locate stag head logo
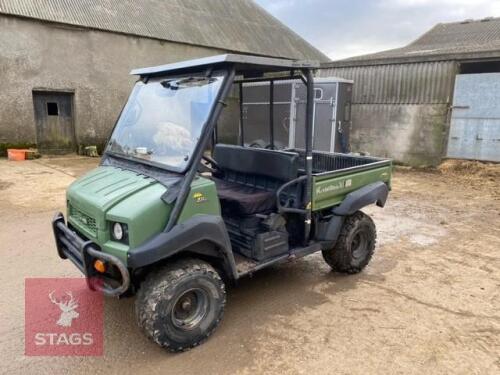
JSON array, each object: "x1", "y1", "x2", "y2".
[{"x1": 48, "y1": 291, "x2": 79, "y2": 327}]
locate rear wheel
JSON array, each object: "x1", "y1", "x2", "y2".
[
  {"x1": 135, "y1": 259, "x2": 226, "y2": 352},
  {"x1": 322, "y1": 211, "x2": 376, "y2": 274}
]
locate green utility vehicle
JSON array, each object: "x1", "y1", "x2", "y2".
[{"x1": 53, "y1": 54, "x2": 392, "y2": 352}]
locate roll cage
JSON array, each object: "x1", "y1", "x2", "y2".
[{"x1": 125, "y1": 54, "x2": 319, "y2": 238}]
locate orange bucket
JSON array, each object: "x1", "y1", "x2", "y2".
[{"x1": 7, "y1": 149, "x2": 28, "y2": 161}]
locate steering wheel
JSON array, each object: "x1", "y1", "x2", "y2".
[{"x1": 199, "y1": 154, "x2": 220, "y2": 174}]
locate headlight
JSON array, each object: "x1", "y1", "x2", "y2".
[{"x1": 112, "y1": 222, "x2": 124, "y2": 240}]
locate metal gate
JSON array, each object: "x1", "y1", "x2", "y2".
[
  {"x1": 33, "y1": 91, "x2": 76, "y2": 153},
  {"x1": 447, "y1": 73, "x2": 500, "y2": 162}
]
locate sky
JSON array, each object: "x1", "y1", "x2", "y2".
[{"x1": 255, "y1": 0, "x2": 500, "y2": 60}]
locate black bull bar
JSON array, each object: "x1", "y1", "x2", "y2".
[{"x1": 52, "y1": 212, "x2": 130, "y2": 297}]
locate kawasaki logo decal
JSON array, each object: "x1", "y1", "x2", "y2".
[
  {"x1": 193, "y1": 192, "x2": 208, "y2": 203},
  {"x1": 316, "y1": 179, "x2": 352, "y2": 195}
]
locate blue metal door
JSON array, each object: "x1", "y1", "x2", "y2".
[{"x1": 447, "y1": 73, "x2": 500, "y2": 162}]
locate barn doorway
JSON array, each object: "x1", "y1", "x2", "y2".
[{"x1": 33, "y1": 91, "x2": 76, "y2": 153}]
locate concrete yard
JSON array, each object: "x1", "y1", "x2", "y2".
[{"x1": 0, "y1": 156, "x2": 499, "y2": 374}]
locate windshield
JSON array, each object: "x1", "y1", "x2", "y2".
[{"x1": 107, "y1": 72, "x2": 225, "y2": 172}]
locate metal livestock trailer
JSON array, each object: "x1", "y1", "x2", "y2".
[{"x1": 240, "y1": 78, "x2": 353, "y2": 153}]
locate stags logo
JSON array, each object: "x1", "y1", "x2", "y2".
[
  {"x1": 49, "y1": 291, "x2": 79, "y2": 327},
  {"x1": 25, "y1": 278, "x2": 103, "y2": 356}
]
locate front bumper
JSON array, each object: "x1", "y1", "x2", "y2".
[{"x1": 52, "y1": 212, "x2": 130, "y2": 297}]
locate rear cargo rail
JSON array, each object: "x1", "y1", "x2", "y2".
[{"x1": 292, "y1": 149, "x2": 389, "y2": 175}]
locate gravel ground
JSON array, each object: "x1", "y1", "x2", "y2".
[{"x1": 0, "y1": 156, "x2": 498, "y2": 375}]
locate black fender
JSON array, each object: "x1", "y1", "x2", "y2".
[
  {"x1": 316, "y1": 182, "x2": 388, "y2": 243},
  {"x1": 127, "y1": 215, "x2": 238, "y2": 279},
  {"x1": 332, "y1": 181, "x2": 389, "y2": 216}
]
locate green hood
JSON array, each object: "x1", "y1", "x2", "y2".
[
  {"x1": 68, "y1": 166, "x2": 159, "y2": 212},
  {"x1": 66, "y1": 166, "x2": 170, "y2": 246}
]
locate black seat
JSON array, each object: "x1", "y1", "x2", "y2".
[
  {"x1": 212, "y1": 144, "x2": 299, "y2": 216},
  {"x1": 212, "y1": 178, "x2": 276, "y2": 215}
]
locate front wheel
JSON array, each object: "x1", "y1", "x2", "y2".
[
  {"x1": 322, "y1": 211, "x2": 376, "y2": 274},
  {"x1": 135, "y1": 259, "x2": 226, "y2": 352}
]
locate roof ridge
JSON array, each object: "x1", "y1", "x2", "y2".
[{"x1": 439, "y1": 16, "x2": 500, "y2": 26}]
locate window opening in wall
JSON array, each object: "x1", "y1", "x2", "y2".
[{"x1": 47, "y1": 102, "x2": 59, "y2": 116}]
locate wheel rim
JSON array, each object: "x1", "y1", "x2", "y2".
[
  {"x1": 351, "y1": 230, "x2": 369, "y2": 260},
  {"x1": 171, "y1": 288, "x2": 209, "y2": 330}
]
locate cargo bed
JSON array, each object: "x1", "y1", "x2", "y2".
[{"x1": 289, "y1": 150, "x2": 392, "y2": 211}]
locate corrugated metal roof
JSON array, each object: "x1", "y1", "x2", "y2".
[
  {"x1": 0, "y1": 0, "x2": 329, "y2": 62},
  {"x1": 325, "y1": 17, "x2": 500, "y2": 67},
  {"x1": 319, "y1": 61, "x2": 457, "y2": 104}
]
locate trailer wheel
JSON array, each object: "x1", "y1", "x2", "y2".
[
  {"x1": 135, "y1": 259, "x2": 226, "y2": 352},
  {"x1": 322, "y1": 211, "x2": 376, "y2": 274}
]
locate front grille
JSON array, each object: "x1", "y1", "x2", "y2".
[{"x1": 69, "y1": 205, "x2": 97, "y2": 236}]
